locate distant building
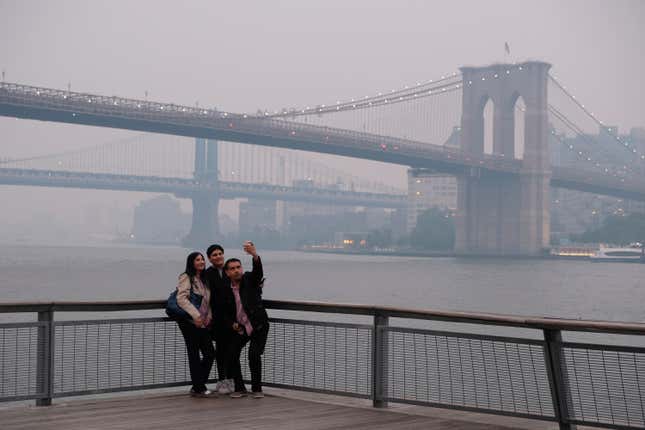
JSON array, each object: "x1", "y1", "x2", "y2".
[
  {"x1": 406, "y1": 169, "x2": 457, "y2": 232},
  {"x1": 406, "y1": 126, "x2": 460, "y2": 232},
  {"x1": 239, "y1": 199, "x2": 277, "y2": 234},
  {"x1": 550, "y1": 126, "x2": 645, "y2": 241},
  {"x1": 333, "y1": 232, "x2": 368, "y2": 249},
  {"x1": 131, "y1": 195, "x2": 190, "y2": 244},
  {"x1": 288, "y1": 210, "x2": 367, "y2": 245}
]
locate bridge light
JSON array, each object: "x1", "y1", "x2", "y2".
[
  {"x1": 494, "y1": 74, "x2": 498, "y2": 78},
  {"x1": 481, "y1": 77, "x2": 486, "y2": 81},
  {"x1": 506, "y1": 70, "x2": 510, "y2": 74}
]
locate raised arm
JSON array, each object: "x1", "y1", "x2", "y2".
[{"x1": 243, "y1": 241, "x2": 263, "y2": 285}]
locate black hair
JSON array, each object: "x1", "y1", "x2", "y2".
[
  {"x1": 224, "y1": 258, "x2": 241, "y2": 271},
  {"x1": 206, "y1": 244, "x2": 224, "y2": 258},
  {"x1": 184, "y1": 251, "x2": 206, "y2": 283}
]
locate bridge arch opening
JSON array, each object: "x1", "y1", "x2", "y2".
[
  {"x1": 482, "y1": 96, "x2": 494, "y2": 155},
  {"x1": 510, "y1": 93, "x2": 526, "y2": 160}
]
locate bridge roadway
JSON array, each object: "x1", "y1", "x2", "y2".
[
  {"x1": 1, "y1": 82, "x2": 644, "y2": 201},
  {"x1": 0, "y1": 167, "x2": 406, "y2": 208}
]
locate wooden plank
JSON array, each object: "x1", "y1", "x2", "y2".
[{"x1": 0, "y1": 392, "x2": 529, "y2": 430}]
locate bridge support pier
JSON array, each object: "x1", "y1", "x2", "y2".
[
  {"x1": 182, "y1": 138, "x2": 220, "y2": 249},
  {"x1": 455, "y1": 61, "x2": 551, "y2": 256},
  {"x1": 183, "y1": 191, "x2": 220, "y2": 249},
  {"x1": 455, "y1": 172, "x2": 550, "y2": 255}
]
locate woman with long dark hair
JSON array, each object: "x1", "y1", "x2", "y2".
[{"x1": 176, "y1": 251, "x2": 215, "y2": 397}]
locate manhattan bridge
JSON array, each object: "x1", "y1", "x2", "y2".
[{"x1": 0, "y1": 61, "x2": 643, "y2": 254}]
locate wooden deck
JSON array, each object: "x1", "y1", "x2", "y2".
[{"x1": 0, "y1": 389, "x2": 564, "y2": 430}]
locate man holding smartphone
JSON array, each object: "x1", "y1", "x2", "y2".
[{"x1": 218, "y1": 241, "x2": 268, "y2": 398}]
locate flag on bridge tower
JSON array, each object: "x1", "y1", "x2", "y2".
[{"x1": 504, "y1": 42, "x2": 511, "y2": 55}]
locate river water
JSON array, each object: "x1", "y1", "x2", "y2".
[{"x1": 1, "y1": 243, "x2": 643, "y2": 323}]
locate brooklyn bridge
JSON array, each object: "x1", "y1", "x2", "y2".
[{"x1": 1, "y1": 61, "x2": 643, "y2": 254}]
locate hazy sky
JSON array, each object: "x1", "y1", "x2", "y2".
[{"x1": 0, "y1": 0, "x2": 643, "y2": 241}]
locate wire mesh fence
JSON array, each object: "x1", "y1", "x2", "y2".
[
  {"x1": 241, "y1": 318, "x2": 372, "y2": 397},
  {"x1": 382, "y1": 327, "x2": 555, "y2": 419},
  {"x1": 53, "y1": 318, "x2": 191, "y2": 396},
  {"x1": 563, "y1": 342, "x2": 645, "y2": 428},
  {"x1": 0, "y1": 322, "x2": 47, "y2": 401}
]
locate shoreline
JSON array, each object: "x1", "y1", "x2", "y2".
[{"x1": 299, "y1": 247, "x2": 644, "y2": 262}]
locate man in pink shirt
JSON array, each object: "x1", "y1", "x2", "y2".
[{"x1": 217, "y1": 241, "x2": 268, "y2": 398}]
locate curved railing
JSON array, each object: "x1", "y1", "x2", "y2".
[{"x1": 1, "y1": 299, "x2": 644, "y2": 429}]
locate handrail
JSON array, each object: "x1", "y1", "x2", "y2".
[{"x1": 2, "y1": 299, "x2": 644, "y2": 335}]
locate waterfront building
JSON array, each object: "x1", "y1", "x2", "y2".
[
  {"x1": 406, "y1": 169, "x2": 457, "y2": 232},
  {"x1": 131, "y1": 195, "x2": 190, "y2": 244}
]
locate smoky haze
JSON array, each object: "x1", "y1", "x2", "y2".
[{"x1": 0, "y1": 0, "x2": 643, "y2": 244}]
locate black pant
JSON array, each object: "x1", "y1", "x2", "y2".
[
  {"x1": 178, "y1": 321, "x2": 215, "y2": 392},
  {"x1": 229, "y1": 323, "x2": 269, "y2": 392},
  {"x1": 212, "y1": 331, "x2": 230, "y2": 381}
]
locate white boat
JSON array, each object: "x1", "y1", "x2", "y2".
[{"x1": 590, "y1": 243, "x2": 644, "y2": 262}]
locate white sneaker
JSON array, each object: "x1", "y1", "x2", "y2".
[{"x1": 216, "y1": 380, "x2": 232, "y2": 394}]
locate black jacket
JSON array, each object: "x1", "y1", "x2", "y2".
[
  {"x1": 205, "y1": 266, "x2": 227, "y2": 316},
  {"x1": 213, "y1": 256, "x2": 268, "y2": 335}
]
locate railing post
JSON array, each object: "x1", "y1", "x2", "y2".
[
  {"x1": 36, "y1": 308, "x2": 54, "y2": 406},
  {"x1": 372, "y1": 311, "x2": 388, "y2": 408},
  {"x1": 543, "y1": 329, "x2": 576, "y2": 430}
]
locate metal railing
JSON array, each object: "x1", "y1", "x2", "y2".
[{"x1": 1, "y1": 300, "x2": 644, "y2": 429}]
